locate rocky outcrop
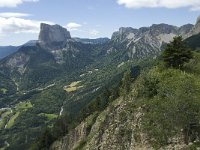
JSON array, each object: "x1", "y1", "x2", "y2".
[
  {"x1": 50, "y1": 123, "x2": 88, "y2": 150},
  {"x1": 111, "y1": 27, "x2": 139, "y2": 43},
  {"x1": 109, "y1": 22, "x2": 195, "y2": 59},
  {"x1": 39, "y1": 23, "x2": 71, "y2": 45},
  {"x1": 178, "y1": 24, "x2": 194, "y2": 36},
  {"x1": 50, "y1": 114, "x2": 98, "y2": 150},
  {"x1": 1, "y1": 51, "x2": 30, "y2": 74},
  {"x1": 187, "y1": 16, "x2": 200, "y2": 38},
  {"x1": 51, "y1": 96, "x2": 190, "y2": 150}
]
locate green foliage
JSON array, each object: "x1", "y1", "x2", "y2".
[
  {"x1": 162, "y1": 36, "x2": 193, "y2": 69},
  {"x1": 32, "y1": 69, "x2": 134, "y2": 149},
  {"x1": 120, "y1": 70, "x2": 132, "y2": 96},
  {"x1": 6, "y1": 112, "x2": 20, "y2": 129},
  {"x1": 38, "y1": 128, "x2": 55, "y2": 150},
  {"x1": 38, "y1": 113, "x2": 58, "y2": 120},
  {"x1": 0, "y1": 39, "x2": 153, "y2": 150},
  {"x1": 184, "y1": 52, "x2": 200, "y2": 75},
  {"x1": 185, "y1": 33, "x2": 200, "y2": 50},
  {"x1": 139, "y1": 66, "x2": 200, "y2": 147}
]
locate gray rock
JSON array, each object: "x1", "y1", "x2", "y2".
[
  {"x1": 109, "y1": 20, "x2": 198, "y2": 59},
  {"x1": 186, "y1": 16, "x2": 200, "y2": 38},
  {"x1": 192, "y1": 16, "x2": 200, "y2": 34},
  {"x1": 178, "y1": 24, "x2": 194, "y2": 36},
  {"x1": 39, "y1": 23, "x2": 71, "y2": 44},
  {"x1": 110, "y1": 24, "x2": 178, "y2": 59}
]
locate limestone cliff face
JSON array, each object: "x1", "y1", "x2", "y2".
[
  {"x1": 39, "y1": 23, "x2": 71, "y2": 44},
  {"x1": 50, "y1": 96, "x2": 189, "y2": 150},
  {"x1": 191, "y1": 16, "x2": 200, "y2": 35},
  {"x1": 109, "y1": 23, "x2": 195, "y2": 59},
  {"x1": 186, "y1": 16, "x2": 200, "y2": 38}
]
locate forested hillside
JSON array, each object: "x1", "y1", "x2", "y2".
[
  {"x1": 0, "y1": 17, "x2": 200, "y2": 150},
  {"x1": 41, "y1": 36, "x2": 200, "y2": 150}
]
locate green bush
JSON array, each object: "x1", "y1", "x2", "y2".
[
  {"x1": 140, "y1": 67, "x2": 200, "y2": 147},
  {"x1": 162, "y1": 36, "x2": 193, "y2": 69}
]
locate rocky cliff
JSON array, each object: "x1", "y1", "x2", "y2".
[
  {"x1": 50, "y1": 95, "x2": 189, "y2": 150},
  {"x1": 39, "y1": 23, "x2": 71, "y2": 44},
  {"x1": 186, "y1": 16, "x2": 200, "y2": 38},
  {"x1": 109, "y1": 23, "x2": 194, "y2": 59}
]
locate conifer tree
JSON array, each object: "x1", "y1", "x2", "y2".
[{"x1": 162, "y1": 36, "x2": 193, "y2": 69}]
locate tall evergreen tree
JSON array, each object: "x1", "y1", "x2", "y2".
[{"x1": 162, "y1": 36, "x2": 193, "y2": 69}]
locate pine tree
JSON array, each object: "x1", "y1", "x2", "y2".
[{"x1": 162, "y1": 36, "x2": 193, "y2": 69}]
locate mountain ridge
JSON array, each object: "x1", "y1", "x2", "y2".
[{"x1": 1, "y1": 16, "x2": 200, "y2": 150}]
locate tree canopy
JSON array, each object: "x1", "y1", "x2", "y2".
[{"x1": 162, "y1": 36, "x2": 193, "y2": 69}]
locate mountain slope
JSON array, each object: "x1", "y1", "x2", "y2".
[
  {"x1": 0, "y1": 24, "x2": 106, "y2": 90},
  {"x1": 109, "y1": 23, "x2": 193, "y2": 59},
  {"x1": 1, "y1": 17, "x2": 200, "y2": 150},
  {"x1": 0, "y1": 46, "x2": 19, "y2": 59},
  {"x1": 185, "y1": 33, "x2": 200, "y2": 50},
  {"x1": 50, "y1": 50, "x2": 200, "y2": 150}
]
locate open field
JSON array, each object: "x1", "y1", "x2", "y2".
[{"x1": 64, "y1": 81, "x2": 84, "y2": 92}]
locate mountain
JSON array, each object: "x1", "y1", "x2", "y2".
[
  {"x1": 186, "y1": 16, "x2": 200, "y2": 38},
  {"x1": 109, "y1": 23, "x2": 193, "y2": 59},
  {"x1": 0, "y1": 41, "x2": 38, "y2": 60},
  {"x1": 23, "y1": 40, "x2": 38, "y2": 47},
  {"x1": 178, "y1": 24, "x2": 194, "y2": 36},
  {"x1": 39, "y1": 23, "x2": 71, "y2": 42},
  {"x1": 1, "y1": 17, "x2": 200, "y2": 150},
  {"x1": 0, "y1": 46, "x2": 19, "y2": 59},
  {"x1": 0, "y1": 24, "x2": 106, "y2": 91},
  {"x1": 50, "y1": 51, "x2": 200, "y2": 150}
]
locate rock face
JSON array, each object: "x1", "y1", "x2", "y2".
[
  {"x1": 187, "y1": 16, "x2": 200, "y2": 37},
  {"x1": 178, "y1": 24, "x2": 194, "y2": 36},
  {"x1": 51, "y1": 97, "x2": 189, "y2": 150},
  {"x1": 109, "y1": 23, "x2": 194, "y2": 59},
  {"x1": 5, "y1": 52, "x2": 30, "y2": 74},
  {"x1": 39, "y1": 23, "x2": 71, "y2": 44},
  {"x1": 50, "y1": 122, "x2": 88, "y2": 150}
]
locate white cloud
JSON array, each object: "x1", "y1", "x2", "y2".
[
  {"x1": 65, "y1": 22, "x2": 82, "y2": 31},
  {"x1": 0, "y1": 17, "x2": 52, "y2": 34},
  {"x1": 89, "y1": 29, "x2": 100, "y2": 36},
  {"x1": 117, "y1": 0, "x2": 200, "y2": 11},
  {"x1": 0, "y1": 12, "x2": 31, "y2": 18},
  {"x1": 0, "y1": 0, "x2": 39, "y2": 7}
]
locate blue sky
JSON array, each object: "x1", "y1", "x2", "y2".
[{"x1": 0, "y1": 0, "x2": 199, "y2": 46}]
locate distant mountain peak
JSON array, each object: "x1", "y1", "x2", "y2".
[
  {"x1": 185, "y1": 16, "x2": 200, "y2": 38},
  {"x1": 39, "y1": 23, "x2": 71, "y2": 45}
]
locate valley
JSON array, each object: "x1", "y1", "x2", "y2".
[{"x1": 0, "y1": 14, "x2": 200, "y2": 150}]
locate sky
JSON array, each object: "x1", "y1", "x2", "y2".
[{"x1": 0, "y1": 0, "x2": 199, "y2": 46}]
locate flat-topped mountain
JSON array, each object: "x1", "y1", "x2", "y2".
[
  {"x1": 1, "y1": 17, "x2": 200, "y2": 91},
  {"x1": 39, "y1": 23, "x2": 71, "y2": 45},
  {"x1": 1, "y1": 16, "x2": 200, "y2": 150}
]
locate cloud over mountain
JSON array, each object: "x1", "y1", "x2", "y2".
[
  {"x1": 65, "y1": 22, "x2": 82, "y2": 31},
  {"x1": 0, "y1": 17, "x2": 52, "y2": 34}
]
